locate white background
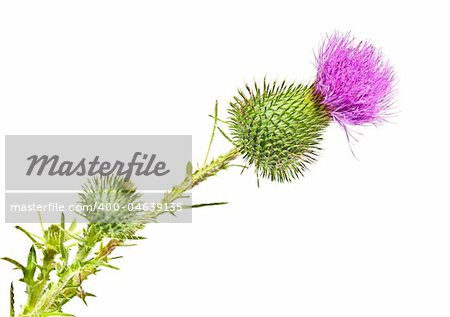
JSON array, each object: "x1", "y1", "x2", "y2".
[{"x1": 0, "y1": 1, "x2": 449, "y2": 316}]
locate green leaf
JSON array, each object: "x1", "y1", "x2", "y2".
[
  {"x1": 187, "y1": 202, "x2": 228, "y2": 209},
  {"x1": 1, "y1": 257, "x2": 25, "y2": 272},
  {"x1": 186, "y1": 161, "x2": 193, "y2": 176},
  {"x1": 100, "y1": 262, "x2": 120, "y2": 270},
  {"x1": 27, "y1": 246, "x2": 37, "y2": 271},
  {"x1": 59, "y1": 223, "x2": 69, "y2": 266},
  {"x1": 60, "y1": 239, "x2": 69, "y2": 267},
  {"x1": 68, "y1": 219, "x2": 78, "y2": 233},
  {"x1": 217, "y1": 126, "x2": 233, "y2": 143},
  {"x1": 203, "y1": 100, "x2": 219, "y2": 165},
  {"x1": 2, "y1": 255, "x2": 37, "y2": 289},
  {"x1": 10, "y1": 282, "x2": 15, "y2": 317},
  {"x1": 208, "y1": 114, "x2": 228, "y2": 124},
  {"x1": 15, "y1": 226, "x2": 43, "y2": 248},
  {"x1": 127, "y1": 236, "x2": 146, "y2": 240},
  {"x1": 60, "y1": 213, "x2": 66, "y2": 229},
  {"x1": 109, "y1": 256, "x2": 124, "y2": 260},
  {"x1": 24, "y1": 246, "x2": 37, "y2": 285}
]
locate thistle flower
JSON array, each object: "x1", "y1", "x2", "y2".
[
  {"x1": 3, "y1": 32, "x2": 397, "y2": 317},
  {"x1": 314, "y1": 32, "x2": 395, "y2": 126},
  {"x1": 228, "y1": 81, "x2": 330, "y2": 182}
]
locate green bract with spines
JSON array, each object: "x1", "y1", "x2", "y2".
[
  {"x1": 228, "y1": 80, "x2": 330, "y2": 182},
  {"x1": 79, "y1": 175, "x2": 144, "y2": 240}
]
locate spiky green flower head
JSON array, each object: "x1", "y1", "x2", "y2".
[
  {"x1": 79, "y1": 175, "x2": 144, "y2": 240},
  {"x1": 228, "y1": 80, "x2": 331, "y2": 182}
]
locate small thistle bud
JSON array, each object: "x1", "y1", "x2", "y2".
[
  {"x1": 79, "y1": 175, "x2": 144, "y2": 240},
  {"x1": 228, "y1": 81, "x2": 330, "y2": 182},
  {"x1": 314, "y1": 32, "x2": 395, "y2": 126}
]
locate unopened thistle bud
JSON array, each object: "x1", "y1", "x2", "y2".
[
  {"x1": 79, "y1": 176, "x2": 144, "y2": 240},
  {"x1": 228, "y1": 81, "x2": 330, "y2": 182}
]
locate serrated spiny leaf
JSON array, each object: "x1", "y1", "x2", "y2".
[{"x1": 10, "y1": 282, "x2": 15, "y2": 317}]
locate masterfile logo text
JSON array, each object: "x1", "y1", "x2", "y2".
[{"x1": 5, "y1": 135, "x2": 192, "y2": 224}]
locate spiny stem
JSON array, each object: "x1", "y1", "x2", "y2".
[
  {"x1": 10, "y1": 283, "x2": 15, "y2": 317},
  {"x1": 20, "y1": 148, "x2": 240, "y2": 316},
  {"x1": 193, "y1": 148, "x2": 239, "y2": 187},
  {"x1": 22, "y1": 248, "x2": 56, "y2": 314},
  {"x1": 146, "y1": 148, "x2": 239, "y2": 220},
  {"x1": 203, "y1": 100, "x2": 219, "y2": 165}
]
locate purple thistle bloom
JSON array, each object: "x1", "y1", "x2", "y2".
[{"x1": 314, "y1": 32, "x2": 395, "y2": 126}]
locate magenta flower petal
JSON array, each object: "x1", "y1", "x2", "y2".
[{"x1": 314, "y1": 32, "x2": 395, "y2": 126}]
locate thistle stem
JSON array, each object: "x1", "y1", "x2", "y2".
[
  {"x1": 18, "y1": 148, "x2": 240, "y2": 316},
  {"x1": 193, "y1": 148, "x2": 239, "y2": 187},
  {"x1": 145, "y1": 147, "x2": 239, "y2": 221},
  {"x1": 21, "y1": 248, "x2": 56, "y2": 314}
]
